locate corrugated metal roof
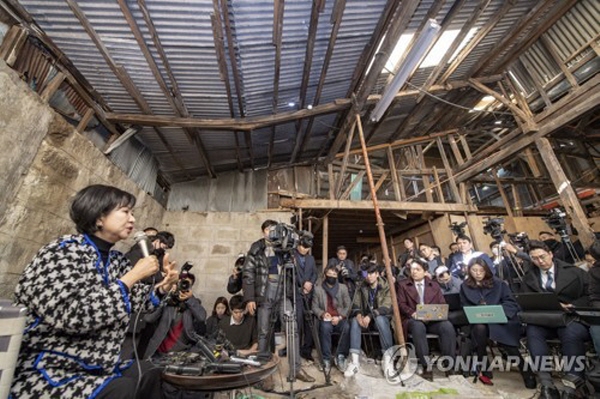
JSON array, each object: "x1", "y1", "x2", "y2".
[{"x1": 10, "y1": 0, "x2": 599, "y2": 185}]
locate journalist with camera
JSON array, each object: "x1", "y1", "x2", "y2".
[
  {"x1": 242, "y1": 220, "x2": 315, "y2": 386},
  {"x1": 293, "y1": 232, "x2": 318, "y2": 361},
  {"x1": 143, "y1": 263, "x2": 207, "y2": 359},
  {"x1": 227, "y1": 253, "x2": 245, "y2": 294},
  {"x1": 327, "y1": 245, "x2": 358, "y2": 296}
]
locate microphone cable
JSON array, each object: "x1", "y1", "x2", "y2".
[{"x1": 132, "y1": 274, "x2": 158, "y2": 397}]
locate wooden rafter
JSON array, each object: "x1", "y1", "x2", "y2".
[{"x1": 269, "y1": 0, "x2": 285, "y2": 167}]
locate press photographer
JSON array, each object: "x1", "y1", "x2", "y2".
[
  {"x1": 482, "y1": 218, "x2": 528, "y2": 285},
  {"x1": 541, "y1": 208, "x2": 584, "y2": 264},
  {"x1": 227, "y1": 253, "x2": 245, "y2": 294},
  {"x1": 143, "y1": 262, "x2": 207, "y2": 359},
  {"x1": 242, "y1": 220, "x2": 315, "y2": 388},
  {"x1": 293, "y1": 231, "x2": 318, "y2": 361},
  {"x1": 327, "y1": 245, "x2": 358, "y2": 296}
]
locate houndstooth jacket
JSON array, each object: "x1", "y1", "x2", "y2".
[{"x1": 10, "y1": 234, "x2": 160, "y2": 399}]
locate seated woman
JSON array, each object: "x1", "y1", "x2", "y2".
[
  {"x1": 10, "y1": 184, "x2": 178, "y2": 399},
  {"x1": 206, "y1": 296, "x2": 230, "y2": 339},
  {"x1": 397, "y1": 258, "x2": 456, "y2": 381},
  {"x1": 460, "y1": 257, "x2": 536, "y2": 388}
]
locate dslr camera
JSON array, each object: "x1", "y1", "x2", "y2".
[
  {"x1": 449, "y1": 221, "x2": 467, "y2": 236},
  {"x1": 543, "y1": 208, "x2": 569, "y2": 235},
  {"x1": 483, "y1": 218, "x2": 506, "y2": 241}
]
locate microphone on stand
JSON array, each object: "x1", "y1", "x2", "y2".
[{"x1": 133, "y1": 231, "x2": 151, "y2": 258}]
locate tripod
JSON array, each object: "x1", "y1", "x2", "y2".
[
  {"x1": 493, "y1": 238, "x2": 525, "y2": 291},
  {"x1": 557, "y1": 228, "x2": 582, "y2": 264}
]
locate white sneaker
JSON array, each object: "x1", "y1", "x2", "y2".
[{"x1": 344, "y1": 362, "x2": 360, "y2": 377}]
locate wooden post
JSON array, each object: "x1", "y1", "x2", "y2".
[
  {"x1": 322, "y1": 215, "x2": 329, "y2": 273},
  {"x1": 356, "y1": 114, "x2": 405, "y2": 346},
  {"x1": 387, "y1": 147, "x2": 402, "y2": 201},
  {"x1": 437, "y1": 138, "x2": 462, "y2": 203},
  {"x1": 0, "y1": 25, "x2": 28, "y2": 67},
  {"x1": 492, "y1": 167, "x2": 514, "y2": 218},
  {"x1": 76, "y1": 108, "x2": 95, "y2": 133},
  {"x1": 535, "y1": 137, "x2": 595, "y2": 248}
]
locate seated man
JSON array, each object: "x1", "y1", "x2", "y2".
[
  {"x1": 434, "y1": 265, "x2": 462, "y2": 295},
  {"x1": 397, "y1": 258, "x2": 456, "y2": 381},
  {"x1": 327, "y1": 245, "x2": 358, "y2": 296},
  {"x1": 312, "y1": 266, "x2": 351, "y2": 373},
  {"x1": 419, "y1": 242, "x2": 443, "y2": 276},
  {"x1": 218, "y1": 295, "x2": 258, "y2": 356},
  {"x1": 143, "y1": 269, "x2": 207, "y2": 359},
  {"x1": 522, "y1": 240, "x2": 590, "y2": 399},
  {"x1": 345, "y1": 264, "x2": 394, "y2": 377},
  {"x1": 446, "y1": 235, "x2": 494, "y2": 279}
]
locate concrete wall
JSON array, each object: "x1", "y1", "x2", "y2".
[
  {"x1": 0, "y1": 59, "x2": 165, "y2": 297},
  {"x1": 162, "y1": 210, "x2": 293, "y2": 311}
]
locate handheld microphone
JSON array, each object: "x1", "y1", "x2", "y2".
[{"x1": 133, "y1": 231, "x2": 150, "y2": 258}]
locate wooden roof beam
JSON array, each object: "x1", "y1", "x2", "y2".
[{"x1": 280, "y1": 198, "x2": 476, "y2": 213}]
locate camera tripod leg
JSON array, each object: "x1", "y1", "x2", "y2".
[{"x1": 301, "y1": 295, "x2": 331, "y2": 384}]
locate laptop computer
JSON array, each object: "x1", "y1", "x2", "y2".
[
  {"x1": 514, "y1": 292, "x2": 563, "y2": 311},
  {"x1": 572, "y1": 307, "x2": 600, "y2": 325},
  {"x1": 443, "y1": 293, "x2": 462, "y2": 311},
  {"x1": 464, "y1": 305, "x2": 508, "y2": 324},
  {"x1": 415, "y1": 304, "x2": 449, "y2": 321}
]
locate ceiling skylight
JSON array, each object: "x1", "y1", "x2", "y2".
[{"x1": 385, "y1": 28, "x2": 478, "y2": 72}]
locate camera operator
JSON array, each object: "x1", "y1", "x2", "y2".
[
  {"x1": 293, "y1": 232, "x2": 318, "y2": 361},
  {"x1": 227, "y1": 253, "x2": 245, "y2": 294},
  {"x1": 539, "y1": 231, "x2": 584, "y2": 266},
  {"x1": 242, "y1": 220, "x2": 315, "y2": 384},
  {"x1": 446, "y1": 235, "x2": 494, "y2": 280},
  {"x1": 142, "y1": 265, "x2": 207, "y2": 359},
  {"x1": 327, "y1": 245, "x2": 358, "y2": 297},
  {"x1": 126, "y1": 230, "x2": 175, "y2": 283}
]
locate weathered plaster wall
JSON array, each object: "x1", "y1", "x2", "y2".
[{"x1": 0, "y1": 59, "x2": 165, "y2": 297}]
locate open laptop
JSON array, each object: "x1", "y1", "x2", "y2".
[
  {"x1": 572, "y1": 307, "x2": 600, "y2": 325},
  {"x1": 514, "y1": 292, "x2": 563, "y2": 311},
  {"x1": 443, "y1": 293, "x2": 462, "y2": 311},
  {"x1": 415, "y1": 304, "x2": 449, "y2": 321},
  {"x1": 464, "y1": 305, "x2": 508, "y2": 324}
]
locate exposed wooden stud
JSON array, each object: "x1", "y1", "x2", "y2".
[
  {"x1": 536, "y1": 137, "x2": 595, "y2": 248},
  {"x1": 0, "y1": 24, "x2": 28, "y2": 67},
  {"x1": 328, "y1": 163, "x2": 335, "y2": 200},
  {"x1": 492, "y1": 167, "x2": 514, "y2": 217},
  {"x1": 387, "y1": 147, "x2": 402, "y2": 201},
  {"x1": 103, "y1": 126, "x2": 142, "y2": 155},
  {"x1": 366, "y1": 171, "x2": 390, "y2": 200},
  {"x1": 432, "y1": 166, "x2": 445, "y2": 204},
  {"x1": 436, "y1": 138, "x2": 462, "y2": 203},
  {"x1": 540, "y1": 34, "x2": 579, "y2": 88},
  {"x1": 335, "y1": 119, "x2": 357, "y2": 198},
  {"x1": 39, "y1": 72, "x2": 65, "y2": 102},
  {"x1": 458, "y1": 134, "x2": 472, "y2": 160},
  {"x1": 514, "y1": 60, "x2": 552, "y2": 109},
  {"x1": 448, "y1": 135, "x2": 465, "y2": 165},
  {"x1": 76, "y1": 108, "x2": 95, "y2": 133},
  {"x1": 511, "y1": 184, "x2": 523, "y2": 217},
  {"x1": 340, "y1": 171, "x2": 366, "y2": 201},
  {"x1": 467, "y1": 78, "x2": 532, "y2": 127}
]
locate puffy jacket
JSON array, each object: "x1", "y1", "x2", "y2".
[
  {"x1": 351, "y1": 277, "x2": 392, "y2": 318},
  {"x1": 242, "y1": 239, "x2": 270, "y2": 304}
]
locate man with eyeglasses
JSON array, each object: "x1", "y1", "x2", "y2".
[{"x1": 521, "y1": 240, "x2": 590, "y2": 399}]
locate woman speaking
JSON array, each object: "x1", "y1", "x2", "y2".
[{"x1": 10, "y1": 184, "x2": 178, "y2": 399}]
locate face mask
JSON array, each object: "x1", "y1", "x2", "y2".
[
  {"x1": 492, "y1": 248, "x2": 499, "y2": 256},
  {"x1": 325, "y1": 276, "x2": 337, "y2": 285}
]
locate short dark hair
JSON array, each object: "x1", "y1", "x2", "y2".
[
  {"x1": 409, "y1": 258, "x2": 428, "y2": 272},
  {"x1": 419, "y1": 243, "x2": 430, "y2": 249},
  {"x1": 489, "y1": 241, "x2": 499, "y2": 250},
  {"x1": 404, "y1": 237, "x2": 414, "y2": 244},
  {"x1": 336, "y1": 245, "x2": 347, "y2": 252},
  {"x1": 528, "y1": 240, "x2": 551, "y2": 253},
  {"x1": 70, "y1": 185, "x2": 136, "y2": 235},
  {"x1": 144, "y1": 227, "x2": 158, "y2": 235},
  {"x1": 261, "y1": 220, "x2": 278, "y2": 231},
  {"x1": 456, "y1": 235, "x2": 471, "y2": 243},
  {"x1": 324, "y1": 265, "x2": 339, "y2": 275},
  {"x1": 449, "y1": 242, "x2": 458, "y2": 249},
  {"x1": 211, "y1": 296, "x2": 230, "y2": 317},
  {"x1": 154, "y1": 231, "x2": 175, "y2": 249},
  {"x1": 229, "y1": 295, "x2": 246, "y2": 311}
]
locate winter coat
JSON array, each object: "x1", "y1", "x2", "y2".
[
  {"x1": 350, "y1": 277, "x2": 392, "y2": 318},
  {"x1": 521, "y1": 259, "x2": 589, "y2": 307},
  {"x1": 143, "y1": 297, "x2": 207, "y2": 358},
  {"x1": 11, "y1": 234, "x2": 159, "y2": 399},
  {"x1": 242, "y1": 239, "x2": 271, "y2": 304},
  {"x1": 460, "y1": 277, "x2": 521, "y2": 346},
  {"x1": 312, "y1": 282, "x2": 352, "y2": 319},
  {"x1": 396, "y1": 277, "x2": 446, "y2": 337}
]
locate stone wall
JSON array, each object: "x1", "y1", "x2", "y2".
[
  {"x1": 0, "y1": 59, "x2": 165, "y2": 297},
  {"x1": 162, "y1": 210, "x2": 293, "y2": 311}
]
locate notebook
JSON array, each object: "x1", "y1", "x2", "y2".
[
  {"x1": 463, "y1": 305, "x2": 508, "y2": 324},
  {"x1": 415, "y1": 304, "x2": 449, "y2": 321},
  {"x1": 514, "y1": 292, "x2": 563, "y2": 311}
]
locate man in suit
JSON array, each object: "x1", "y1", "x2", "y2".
[
  {"x1": 446, "y1": 235, "x2": 494, "y2": 279},
  {"x1": 397, "y1": 259, "x2": 456, "y2": 381},
  {"x1": 522, "y1": 240, "x2": 590, "y2": 399},
  {"x1": 293, "y1": 232, "x2": 318, "y2": 361}
]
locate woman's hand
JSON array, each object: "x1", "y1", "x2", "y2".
[
  {"x1": 156, "y1": 253, "x2": 178, "y2": 294},
  {"x1": 119, "y1": 256, "x2": 159, "y2": 289}
]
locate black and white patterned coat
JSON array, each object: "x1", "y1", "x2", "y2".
[{"x1": 10, "y1": 234, "x2": 160, "y2": 399}]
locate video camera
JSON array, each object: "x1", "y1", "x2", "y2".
[
  {"x1": 483, "y1": 218, "x2": 506, "y2": 241},
  {"x1": 234, "y1": 253, "x2": 246, "y2": 273},
  {"x1": 449, "y1": 221, "x2": 467, "y2": 236},
  {"x1": 543, "y1": 208, "x2": 569, "y2": 235},
  {"x1": 167, "y1": 262, "x2": 195, "y2": 305},
  {"x1": 507, "y1": 232, "x2": 530, "y2": 250},
  {"x1": 267, "y1": 223, "x2": 300, "y2": 253}
]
